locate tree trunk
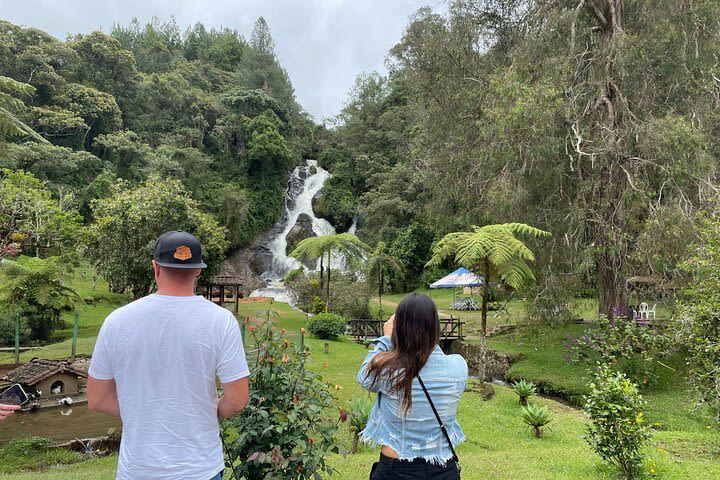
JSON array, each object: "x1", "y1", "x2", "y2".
[
  {"x1": 477, "y1": 259, "x2": 490, "y2": 382},
  {"x1": 319, "y1": 254, "x2": 324, "y2": 292},
  {"x1": 481, "y1": 260, "x2": 490, "y2": 337},
  {"x1": 326, "y1": 250, "x2": 331, "y2": 311},
  {"x1": 378, "y1": 271, "x2": 384, "y2": 320},
  {"x1": 587, "y1": 1, "x2": 628, "y2": 318}
]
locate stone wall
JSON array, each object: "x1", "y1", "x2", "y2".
[{"x1": 449, "y1": 340, "x2": 523, "y2": 381}]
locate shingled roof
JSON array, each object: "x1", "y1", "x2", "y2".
[{"x1": 2, "y1": 359, "x2": 87, "y2": 386}]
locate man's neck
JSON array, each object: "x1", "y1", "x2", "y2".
[{"x1": 155, "y1": 285, "x2": 196, "y2": 296}]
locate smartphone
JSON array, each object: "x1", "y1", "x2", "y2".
[{"x1": 0, "y1": 383, "x2": 29, "y2": 406}]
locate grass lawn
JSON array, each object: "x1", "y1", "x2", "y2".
[{"x1": 1, "y1": 278, "x2": 718, "y2": 479}]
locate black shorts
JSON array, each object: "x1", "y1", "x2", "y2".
[{"x1": 370, "y1": 453, "x2": 460, "y2": 480}]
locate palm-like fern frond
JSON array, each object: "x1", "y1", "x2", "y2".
[
  {"x1": 427, "y1": 223, "x2": 550, "y2": 336},
  {"x1": 0, "y1": 75, "x2": 47, "y2": 143}
]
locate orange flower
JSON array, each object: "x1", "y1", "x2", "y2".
[
  {"x1": 281, "y1": 354, "x2": 290, "y2": 364},
  {"x1": 283, "y1": 339, "x2": 291, "y2": 348},
  {"x1": 248, "y1": 325, "x2": 254, "y2": 331}
]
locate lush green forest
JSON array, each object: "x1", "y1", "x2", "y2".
[
  {"x1": 3, "y1": 2, "x2": 719, "y2": 317},
  {"x1": 1, "y1": 16, "x2": 322, "y2": 255},
  {"x1": 322, "y1": 0, "x2": 720, "y2": 316}
]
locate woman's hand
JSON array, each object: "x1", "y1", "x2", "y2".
[
  {"x1": 0, "y1": 403, "x2": 20, "y2": 421},
  {"x1": 383, "y1": 314, "x2": 395, "y2": 338}
]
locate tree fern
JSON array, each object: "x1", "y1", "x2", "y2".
[
  {"x1": 290, "y1": 233, "x2": 370, "y2": 309},
  {"x1": 0, "y1": 76, "x2": 47, "y2": 143},
  {"x1": 427, "y1": 223, "x2": 550, "y2": 336}
]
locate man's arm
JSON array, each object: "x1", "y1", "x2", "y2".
[
  {"x1": 217, "y1": 377, "x2": 249, "y2": 419},
  {"x1": 87, "y1": 376, "x2": 121, "y2": 417}
]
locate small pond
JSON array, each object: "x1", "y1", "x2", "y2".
[{"x1": 0, "y1": 404, "x2": 121, "y2": 446}]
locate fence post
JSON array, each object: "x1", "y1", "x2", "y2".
[
  {"x1": 14, "y1": 313, "x2": 20, "y2": 367},
  {"x1": 71, "y1": 311, "x2": 79, "y2": 361}
]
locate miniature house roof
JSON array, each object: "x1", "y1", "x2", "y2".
[{"x1": 2, "y1": 359, "x2": 87, "y2": 386}]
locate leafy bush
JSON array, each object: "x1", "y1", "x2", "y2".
[
  {"x1": 512, "y1": 379, "x2": 537, "y2": 406},
  {"x1": 283, "y1": 266, "x2": 305, "y2": 284},
  {"x1": 675, "y1": 214, "x2": 720, "y2": 424},
  {"x1": 287, "y1": 273, "x2": 322, "y2": 313},
  {"x1": 307, "y1": 313, "x2": 346, "y2": 340},
  {"x1": 310, "y1": 296, "x2": 327, "y2": 315},
  {"x1": 0, "y1": 305, "x2": 31, "y2": 347},
  {"x1": 525, "y1": 272, "x2": 578, "y2": 326},
  {"x1": 584, "y1": 364, "x2": 651, "y2": 479},
  {"x1": 220, "y1": 320, "x2": 345, "y2": 479},
  {"x1": 345, "y1": 396, "x2": 374, "y2": 453},
  {"x1": 520, "y1": 403, "x2": 552, "y2": 438},
  {"x1": 566, "y1": 315, "x2": 671, "y2": 386},
  {"x1": 327, "y1": 272, "x2": 370, "y2": 319}
]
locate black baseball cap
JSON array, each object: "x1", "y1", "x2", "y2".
[{"x1": 153, "y1": 231, "x2": 207, "y2": 269}]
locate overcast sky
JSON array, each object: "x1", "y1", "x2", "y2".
[{"x1": 1, "y1": 0, "x2": 445, "y2": 121}]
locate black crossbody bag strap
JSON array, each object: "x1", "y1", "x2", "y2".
[{"x1": 417, "y1": 376, "x2": 460, "y2": 467}]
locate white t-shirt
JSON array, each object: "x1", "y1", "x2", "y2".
[{"x1": 89, "y1": 294, "x2": 250, "y2": 480}]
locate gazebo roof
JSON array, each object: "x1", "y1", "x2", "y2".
[{"x1": 2, "y1": 359, "x2": 87, "y2": 386}]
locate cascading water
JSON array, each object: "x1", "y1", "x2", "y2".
[{"x1": 250, "y1": 160, "x2": 336, "y2": 304}]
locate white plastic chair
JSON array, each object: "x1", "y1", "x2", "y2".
[
  {"x1": 646, "y1": 303, "x2": 657, "y2": 320},
  {"x1": 638, "y1": 302, "x2": 649, "y2": 320}
]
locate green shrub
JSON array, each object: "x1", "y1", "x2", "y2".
[
  {"x1": 567, "y1": 315, "x2": 671, "y2": 386},
  {"x1": 676, "y1": 213, "x2": 720, "y2": 425},
  {"x1": 284, "y1": 266, "x2": 305, "y2": 284},
  {"x1": 584, "y1": 364, "x2": 651, "y2": 479},
  {"x1": 520, "y1": 403, "x2": 552, "y2": 438},
  {"x1": 308, "y1": 313, "x2": 346, "y2": 340},
  {"x1": 310, "y1": 296, "x2": 327, "y2": 315},
  {"x1": 512, "y1": 379, "x2": 537, "y2": 406},
  {"x1": 346, "y1": 396, "x2": 374, "y2": 453},
  {"x1": 220, "y1": 321, "x2": 344, "y2": 479},
  {"x1": 0, "y1": 306, "x2": 31, "y2": 347}
]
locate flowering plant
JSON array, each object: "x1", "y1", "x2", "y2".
[
  {"x1": 221, "y1": 319, "x2": 346, "y2": 479},
  {"x1": 565, "y1": 315, "x2": 671, "y2": 386}
]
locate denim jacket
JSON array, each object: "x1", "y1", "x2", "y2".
[{"x1": 357, "y1": 336, "x2": 468, "y2": 465}]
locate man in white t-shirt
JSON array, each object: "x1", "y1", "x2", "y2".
[{"x1": 88, "y1": 231, "x2": 250, "y2": 480}]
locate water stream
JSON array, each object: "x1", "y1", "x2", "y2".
[{"x1": 0, "y1": 404, "x2": 121, "y2": 446}]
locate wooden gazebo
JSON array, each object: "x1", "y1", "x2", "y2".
[{"x1": 197, "y1": 275, "x2": 245, "y2": 315}]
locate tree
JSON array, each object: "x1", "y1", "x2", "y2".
[
  {"x1": 428, "y1": 223, "x2": 550, "y2": 337},
  {"x1": 0, "y1": 256, "x2": 80, "y2": 341},
  {"x1": 0, "y1": 76, "x2": 46, "y2": 143},
  {"x1": 289, "y1": 233, "x2": 370, "y2": 310},
  {"x1": 676, "y1": 213, "x2": 720, "y2": 424},
  {"x1": 0, "y1": 169, "x2": 84, "y2": 259},
  {"x1": 365, "y1": 242, "x2": 402, "y2": 319},
  {"x1": 88, "y1": 178, "x2": 228, "y2": 299}
]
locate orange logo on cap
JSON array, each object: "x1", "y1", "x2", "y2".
[{"x1": 174, "y1": 246, "x2": 192, "y2": 261}]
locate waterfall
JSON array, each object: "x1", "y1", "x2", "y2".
[{"x1": 250, "y1": 160, "x2": 336, "y2": 304}]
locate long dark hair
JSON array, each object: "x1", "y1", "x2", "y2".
[{"x1": 365, "y1": 292, "x2": 440, "y2": 413}]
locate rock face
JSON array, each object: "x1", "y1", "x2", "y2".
[{"x1": 285, "y1": 214, "x2": 315, "y2": 253}]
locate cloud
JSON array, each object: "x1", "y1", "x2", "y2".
[{"x1": 1, "y1": 0, "x2": 443, "y2": 120}]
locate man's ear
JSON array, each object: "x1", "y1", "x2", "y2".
[{"x1": 152, "y1": 260, "x2": 160, "y2": 277}]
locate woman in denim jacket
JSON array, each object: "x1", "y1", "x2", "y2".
[{"x1": 357, "y1": 293, "x2": 468, "y2": 479}]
